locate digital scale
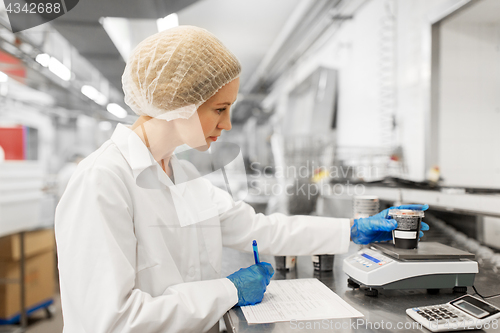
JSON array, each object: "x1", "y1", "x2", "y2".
[{"x1": 343, "y1": 242, "x2": 478, "y2": 296}]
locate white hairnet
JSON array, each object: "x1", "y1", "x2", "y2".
[{"x1": 122, "y1": 26, "x2": 241, "y2": 121}]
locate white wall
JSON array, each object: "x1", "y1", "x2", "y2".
[
  {"x1": 266, "y1": 0, "x2": 467, "y2": 181},
  {"x1": 438, "y1": 13, "x2": 500, "y2": 188}
]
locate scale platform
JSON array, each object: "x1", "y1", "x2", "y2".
[{"x1": 343, "y1": 242, "x2": 478, "y2": 297}]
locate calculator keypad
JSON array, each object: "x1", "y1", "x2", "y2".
[{"x1": 415, "y1": 304, "x2": 469, "y2": 324}]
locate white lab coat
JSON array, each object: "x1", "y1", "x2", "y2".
[{"x1": 55, "y1": 124, "x2": 350, "y2": 333}]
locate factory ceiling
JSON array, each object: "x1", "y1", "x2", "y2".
[
  {"x1": 50, "y1": 0, "x2": 304, "y2": 97},
  {"x1": 2, "y1": 0, "x2": 361, "y2": 123},
  {"x1": 51, "y1": 0, "x2": 199, "y2": 91}
]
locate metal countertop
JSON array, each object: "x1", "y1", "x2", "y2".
[{"x1": 221, "y1": 242, "x2": 500, "y2": 333}]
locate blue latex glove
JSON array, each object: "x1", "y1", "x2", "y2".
[
  {"x1": 351, "y1": 204, "x2": 430, "y2": 245},
  {"x1": 227, "y1": 262, "x2": 275, "y2": 306}
]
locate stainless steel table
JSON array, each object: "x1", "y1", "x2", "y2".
[{"x1": 221, "y1": 242, "x2": 500, "y2": 332}]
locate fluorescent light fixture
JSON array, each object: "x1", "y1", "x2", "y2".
[
  {"x1": 101, "y1": 17, "x2": 131, "y2": 62},
  {"x1": 35, "y1": 53, "x2": 50, "y2": 67},
  {"x1": 107, "y1": 103, "x2": 128, "y2": 118},
  {"x1": 99, "y1": 121, "x2": 112, "y2": 131},
  {"x1": 157, "y1": 13, "x2": 178, "y2": 32},
  {"x1": 0, "y1": 27, "x2": 16, "y2": 44},
  {"x1": 19, "y1": 42, "x2": 33, "y2": 55},
  {"x1": 37, "y1": 53, "x2": 73, "y2": 81},
  {"x1": 0, "y1": 71, "x2": 8, "y2": 82},
  {"x1": 48, "y1": 57, "x2": 71, "y2": 81},
  {"x1": 81, "y1": 85, "x2": 108, "y2": 106}
]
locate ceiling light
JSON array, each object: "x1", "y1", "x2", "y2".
[
  {"x1": 157, "y1": 13, "x2": 178, "y2": 32},
  {"x1": 0, "y1": 71, "x2": 8, "y2": 82},
  {"x1": 48, "y1": 57, "x2": 71, "y2": 81},
  {"x1": 81, "y1": 85, "x2": 108, "y2": 106},
  {"x1": 100, "y1": 17, "x2": 131, "y2": 62},
  {"x1": 0, "y1": 28, "x2": 16, "y2": 44},
  {"x1": 106, "y1": 103, "x2": 128, "y2": 118},
  {"x1": 35, "y1": 53, "x2": 50, "y2": 67}
]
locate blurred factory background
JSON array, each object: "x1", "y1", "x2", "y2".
[{"x1": 0, "y1": 0, "x2": 499, "y2": 331}]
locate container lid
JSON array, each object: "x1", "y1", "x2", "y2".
[
  {"x1": 353, "y1": 196, "x2": 379, "y2": 201},
  {"x1": 388, "y1": 209, "x2": 424, "y2": 217}
]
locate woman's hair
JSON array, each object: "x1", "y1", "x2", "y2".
[{"x1": 122, "y1": 26, "x2": 241, "y2": 120}]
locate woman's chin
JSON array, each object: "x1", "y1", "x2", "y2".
[{"x1": 193, "y1": 141, "x2": 210, "y2": 151}]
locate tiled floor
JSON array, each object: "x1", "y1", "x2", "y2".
[
  {"x1": 0, "y1": 292, "x2": 63, "y2": 333},
  {"x1": 0, "y1": 293, "x2": 63, "y2": 333},
  {"x1": 26, "y1": 294, "x2": 63, "y2": 333},
  {"x1": 24, "y1": 294, "x2": 63, "y2": 333}
]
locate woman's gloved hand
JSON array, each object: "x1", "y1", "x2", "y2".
[
  {"x1": 351, "y1": 204, "x2": 430, "y2": 245},
  {"x1": 227, "y1": 262, "x2": 274, "y2": 306}
]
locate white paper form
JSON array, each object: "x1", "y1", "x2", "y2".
[{"x1": 241, "y1": 278, "x2": 363, "y2": 324}]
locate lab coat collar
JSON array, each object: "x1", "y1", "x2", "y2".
[
  {"x1": 111, "y1": 123, "x2": 187, "y2": 194},
  {"x1": 169, "y1": 155, "x2": 188, "y2": 194}
]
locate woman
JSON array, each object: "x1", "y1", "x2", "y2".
[{"x1": 55, "y1": 26, "x2": 428, "y2": 333}]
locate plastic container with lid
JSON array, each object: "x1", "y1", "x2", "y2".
[
  {"x1": 388, "y1": 209, "x2": 425, "y2": 249},
  {"x1": 353, "y1": 196, "x2": 380, "y2": 219}
]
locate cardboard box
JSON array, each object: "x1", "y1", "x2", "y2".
[
  {"x1": 0, "y1": 250, "x2": 55, "y2": 319},
  {"x1": 0, "y1": 229, "x2": 54, "y2": 261}
]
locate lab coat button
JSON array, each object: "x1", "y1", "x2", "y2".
[{"x1": 188, "y1": 267, "x2": 195, "y2": 277}]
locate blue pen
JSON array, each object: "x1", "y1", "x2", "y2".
[{"x1": 252, "y1": 240, "x2": 260, "y2": 264}]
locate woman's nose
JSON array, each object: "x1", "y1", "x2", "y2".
[{"x1": 218, "y1": 112, "x2": 232, "y2": 131}]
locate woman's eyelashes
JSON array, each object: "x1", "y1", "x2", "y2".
[{"x1": 216, "y1": 108, "x2": 226, "y2": 115}]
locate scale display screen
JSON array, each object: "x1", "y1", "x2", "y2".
[
  {"x1": 451, "y1": 296, "x2": 500, "y2": 319},
  {"x1": 361, "y1": 253, "x2": 380, "y2": 263}
]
